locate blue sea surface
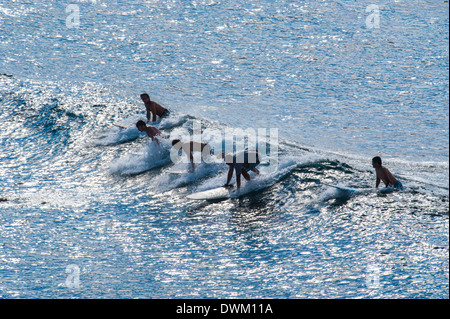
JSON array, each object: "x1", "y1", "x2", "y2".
[{"x1": 0, "y1": 0, "x2": 448, "y2": 298}]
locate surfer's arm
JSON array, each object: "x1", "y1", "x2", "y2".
[
  {"x1": 375, "y1": 176, "x2": 381, "y2": 188},
  {"x1": 146, "y1": 106, "x2": 151, "y2": 122},
  {"x1": 151, "y1": 103, "x2": 157, "y2": 122}
]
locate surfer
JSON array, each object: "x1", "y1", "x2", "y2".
[
  {"x1": 136, "y1": 120, "x2": 162, "y2": 143},
  {"x1": 223, "y1": 149, "x2": 261, "y2": 188},
  {"x1": 172, "y1": 139, "x2": 212, "y2": 171},
  {"x1": 140, "y1": 93, "x2": 170, "y2": 122},
  {"x1": 372, "y1": 156, "x2": 403, "y2": 189}
]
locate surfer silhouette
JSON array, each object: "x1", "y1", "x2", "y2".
[{"x1": 223, "y1": 149, "x2": 261, "y2": 188}]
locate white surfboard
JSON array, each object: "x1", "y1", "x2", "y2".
[
  {"x1": 323, "y1": 183, "x2": 356, "y2": 192},
  {"x1": 187, "y1": 186, "x2": 235, "y2": 200},
  {"x1": 325, "y1": 183, "x2": 397, "y2": 194},
  {"x1": 377, "y1": 186, "x2": 397, "y2": 194},
  {"x1": 168, "y1": 170, "x2": 189, "y2": 174},
  {"x1": 327, "y1": 184, "x2": 357, "y2": 193}
]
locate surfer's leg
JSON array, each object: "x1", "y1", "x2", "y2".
[{"x1": 241, "y1": 168, "x2": 251, "y2": 181}]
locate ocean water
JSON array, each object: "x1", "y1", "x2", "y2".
[{"x1": 0, "y1": 0, "x2": 448, "y2": 299}]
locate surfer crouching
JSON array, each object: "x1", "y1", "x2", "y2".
[
  {"x1": 372, "y1": 156, "x2": 403, "y2": 189},
  {"x1": 140, "y1": 93, "x2": 170, "y2": 122},
  {"x1": 223, "y1": 149, "x2": 261, "y2": 188}
]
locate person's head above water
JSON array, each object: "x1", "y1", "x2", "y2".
[
  {"x1": 172, "y1": 139, "x2": 182, "y2": 150},
  {"x1": 372, "y1": 156, "x2": 382, "y2": 167},
  {"x1": 136, "y1": 120, "x2": 146, "y2": 131},
  {"x1": 140, "y1": 93, "x2": 150, "y2": 102}
]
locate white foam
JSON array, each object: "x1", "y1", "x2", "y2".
[
  {"x1": 157, "y1": 156, "x2": 225, "y2": 191},
  {"x1": 95, "y1": 125, "x2": 141, "y2": 146},
  {"x1": 109, "y1": 138, "x2": 171, "y2": 176},
  {"x1": 94, "y1": 113, "x2": 188, "y2": 146},
  {"x1": 186, "y1": 155, "x2": 302, "y2": 197}
]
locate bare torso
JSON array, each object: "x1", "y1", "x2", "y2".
[
  {"x1": 146, "y1": 101, "x2": 167, "y2": 121},
  {"x1": 143, "y1": 126, "x2": 161, "y2": 140},
  {"x1": 375, "y1": 166, "x2": 398, "y2": 187}
]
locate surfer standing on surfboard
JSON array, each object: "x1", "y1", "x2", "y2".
[
  {"x1": 140, "y1": 93, "x2": 170, "y2": 122},
  {"x1": 372, "y1": 156, "x2": 404, "y2": 189},
  {"x1": 223, "y1": 149, "x2": 261, "y2": 188}
]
